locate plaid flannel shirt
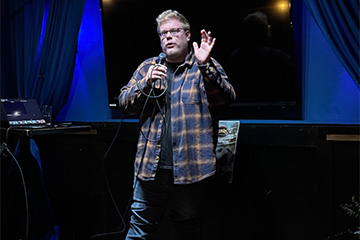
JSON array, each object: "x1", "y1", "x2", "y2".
[{"x1": 119, "y1": 51, "x2": 236, "y2": 184}]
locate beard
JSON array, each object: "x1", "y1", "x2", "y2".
[{"x1": 163, "y1": 44, "x2": 188, "y2": 63}]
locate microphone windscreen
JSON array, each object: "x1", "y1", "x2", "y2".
[{"x1": 158, "y1": 52, "x2": 166, "y2": 64}]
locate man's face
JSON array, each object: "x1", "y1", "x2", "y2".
[{"x1": 158, "y1": 19, "x2": 190, "y2": 63}]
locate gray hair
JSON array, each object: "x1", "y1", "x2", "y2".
[{"x1": 156, "y1": 10, "x2": 190, "y2": 31}]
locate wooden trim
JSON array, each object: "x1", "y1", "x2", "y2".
[{"x1": 326, "y1": 134, "x2": 360, "y2": 142}]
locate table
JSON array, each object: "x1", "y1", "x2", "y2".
[{"x1": 1, "y1": 124, "x2": 92, "y2": 240}]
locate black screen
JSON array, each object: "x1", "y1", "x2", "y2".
[
  {"x1": 2, "y1": 101, "x2": 28, "y2": 118},
  {"x1": 1, "y1": 99, "x2": 43, "y2": 122},
  {"x1": 101, "y1": 0, "x2": 302, "y2": 119}
]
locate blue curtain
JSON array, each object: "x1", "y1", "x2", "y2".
[
  {"x1": 8, "y1": 0, "x2": 46, "y2": 98},
  {"x1": 32, "y1": 0, "x2": 85, "y2": 115},
  {"x1": 2, "y1": 1, "x2": 85, "y2": 239},
  {"x1": 304, "y1": 0, "x2": 360, "y2": 87},
  {"x1": 10, "y1": 139, "x2": 60, "y2": 240},
  {"x1": 5, "y1": 0, "x2": 85, "y2": 117}
]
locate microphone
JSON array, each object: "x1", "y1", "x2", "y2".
[
  {"x1": 158, "y1": 52, "x2": 166, "y2": 65},
  {"x1": 152, "y1": 53, "x2": 166, "y2": 90}
]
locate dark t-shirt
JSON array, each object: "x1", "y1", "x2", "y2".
[{"x1": 158, "y1": 61, "x2": 182, "y2": 169}]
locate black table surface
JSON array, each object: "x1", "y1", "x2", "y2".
[{"x1": 1, "y1": 124, "x2": 92, "y2": 137}]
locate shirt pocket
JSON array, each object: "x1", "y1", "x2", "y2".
[{"x1": 181, "y1": 77, "x2": 202, "y2": 104}]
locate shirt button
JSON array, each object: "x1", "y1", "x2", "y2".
[{"x1": 155, "y1": 156, "x2": 159, "y2": 160}]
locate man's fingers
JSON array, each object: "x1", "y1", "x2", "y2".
[
  {"x1": 201, "y1": 29, "x2": 207, "y2": 42},
  {"x1": 207, "y1": 31, "x2": 212, "y2": 42},
  {"x1": 146, "y1": 65, "x2": 167, "y2": 87},
  {"x1": 200, "y1": 30, "x2": 215, "y2": 46},
  {"x1": 210, "y1": 38, "x2": 216, "y2": 48},
  {"x1": 152, "y1": 67, "x2": 167, "y2": 79},
  {"x1": 193, "y1": 42, "x2": 199, "y2": 51}
]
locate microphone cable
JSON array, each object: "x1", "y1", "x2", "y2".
[
  {"x1": 134, "y1": 60, "x2": 168, "y2": 143},
  {"x1": 90, "y1": 115, "x2": 133, "y2": 239},
  {"x1": 92, "y1": 53, "x2": 169, "y2": 239},
  {"x1": 1, "y1": 142, "x2": 29, "y2": 240}
]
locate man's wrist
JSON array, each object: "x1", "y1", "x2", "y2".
[{"x1": 197, "y1": 61, "x2": 210, "y2": 68}]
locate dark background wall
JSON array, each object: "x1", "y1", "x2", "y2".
[
  {"x1": 53, "y1": 0, "x2": 359, "y2": 124},
  {"x1": 3, "y1": 123, "x2": 358, "y2": 239},
  {"x1": 1, "y1": 0, "x2": 359, "y2": 239}
]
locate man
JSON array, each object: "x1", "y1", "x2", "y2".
[{"x1": 119, "y1": 9, "x2": 236, "y2": 240}]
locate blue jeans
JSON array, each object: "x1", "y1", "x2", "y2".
[{"x1": 125, "y1": 169, "x2": 212, "y2": 240}]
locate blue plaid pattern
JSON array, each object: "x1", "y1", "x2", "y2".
[{"x1": 119, "y1": 51, "x2": 236, "y2": 184}]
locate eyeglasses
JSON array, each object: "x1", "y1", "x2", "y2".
[{"x1": 158, "y1": 28, "x2": 186, "y2": 39}]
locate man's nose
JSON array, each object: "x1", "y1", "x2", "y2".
[{"x1": 166, "y1": 32, "x2": 173, "y2": 38}]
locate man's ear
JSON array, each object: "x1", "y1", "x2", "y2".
[{"x1": 186, "y1": 30, "x2": 191, "y2": 41}]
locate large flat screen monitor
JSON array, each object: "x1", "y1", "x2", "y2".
[{"x1": 101, "y1": 0, "x2": 302, "y2": 119}]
